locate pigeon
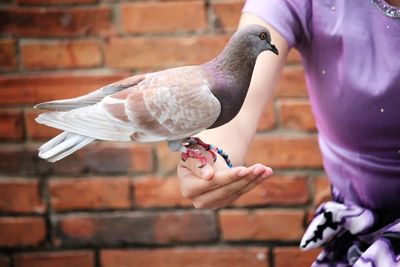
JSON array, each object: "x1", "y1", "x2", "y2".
[{"x1": 35, "y1": 24, "x2": 279, "y2": 166}]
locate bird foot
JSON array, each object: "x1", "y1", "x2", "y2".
[
  {"x1": 181, "y1": 147, "x2": 210, "y2": 168},
  {"x1": 181, "y1": 137, "x2": 232, "y2": 168},
  {"x1": 183, "y1": 137, "x2": 217, "y2": 163}
]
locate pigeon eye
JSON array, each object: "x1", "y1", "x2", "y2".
[{"x1": 259, "y1": 32, "x2": 267, "y2": 40}]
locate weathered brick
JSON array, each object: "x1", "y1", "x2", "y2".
[
  {"x1": 275, "y1": 67, "x2": 308, "y2": 97},
  {"x1": 246, "y1": 136, "x2": 323, "y2": 168},
  {"x1": 121, "y1": 1, "x2": 206, "y2": 34},
  {"x1": 0, "y1": 179, "x2": 45, "y2": 213},
  {"x1": 50, "y1": 177, "x2": 131, "y2": 211},
  {"x1": 314, "y1": 176, "x2": 331, "y2": 207},
  {"x1": 101, "y1": 247, "x2": 269, "y2": 267},
  {"x1": 274, "y1": 247, "x2": 321, "y2": 267},
  {"x1": 21, "y1": 40, "x2": 102, "y2": 70},
  {"x1": 105, "y1": 35, "x2": 229, "y2": 69},
  {"x1": 211, "y1": 1, "x2": 243, "y2": 30},
  {"x1": 234, "y1": 175, "x2": 309, "y2": 207},
  {"x1": 133, "y1": 176, "x2": 192, "y2": 208},
  {"x1": 17, "y1": 0, "x2": 96, "y2": 5},
  {"x1": 25, "y1": 109, "x2": 62, "y2": 140},
  {"x1": 0, "y1": 143, "x2": 152, "y2": 175},
  {"x1": 0, "y1": 74, "x2": 128, "y2": 105},
  {"x1": 14, "y1": 251, "x2": 94, "y2": 267},
  {"x1": 219, "y1": 209, "x2": 304, "y2": 241},
  {"x1": 53, "y1": 211, "x2": 217, "y2": 246},
  {"x1": 0, "y1": 7, "x2": 113, "y2": 37},
  {"x1": 279, "y1": 99, "x2": 316, "y2": 131},
  {"x1": 0, "y1": 39, "x2": 17, "y2": 70},
  {"x1": 0, "y1": 217, "x2": 45, "y2": 247},
  {"x1": 0, "y1": 110, "x2": 24, "y2": 141},
  {"x1": 257, "y1": 102, "x2": 276, "y2": 132},
  {"x1": 0, "y1": 256, "x2": 9, "y2": 267}
]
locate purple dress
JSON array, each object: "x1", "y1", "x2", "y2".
[{"x1": 243, "y1": 0, "x2": 400, "y2": 265}]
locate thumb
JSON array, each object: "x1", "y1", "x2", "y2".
[{"x1": 198, "y1": 163, "x2": 215, "y2": 180}]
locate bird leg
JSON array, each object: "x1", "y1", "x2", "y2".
[{"x1": 181, "y1": 137, "x2": 217, "y2": 168}]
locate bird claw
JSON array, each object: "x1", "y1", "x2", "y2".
[
  {"x1": 181, "y1": 147, "x2": 209, "y2": 168},
  {"x1": 185, "y1": 137, "x2": 217, "y2": 164},
  {"x1": 182, "y1": 137, "x2": 231, "y2": 168}
]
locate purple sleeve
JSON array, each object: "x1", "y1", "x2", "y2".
[{"x1": 242, "y1": 0, "x2": 311, "y2": 49}]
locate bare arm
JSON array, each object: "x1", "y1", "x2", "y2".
[
  {"x1": 177, "y1": 13, "x2": 290, "y2": 208},
  {"x1": 197, "y1": 13, "x2": 289, "y2": 165}
]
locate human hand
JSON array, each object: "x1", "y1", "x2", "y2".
[{"x1": 177, "y1": 146, "x2": 273, "y2": 209}]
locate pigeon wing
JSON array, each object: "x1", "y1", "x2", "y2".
[
  {"x1": 34, "y1": 74, "x2": 146, "y2": 111},
  {"x1": 36, "y1": 66, "x2": 221, "y2": 142}
]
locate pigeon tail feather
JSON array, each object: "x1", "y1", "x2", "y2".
[
  {"x1": 34, "y1": 99, "x2": 97, "y2": 111},
  {"x1": 38, "y1": 131, "x2": 95, "y2": 162}
]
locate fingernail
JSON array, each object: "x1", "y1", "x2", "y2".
[
  {"x1": 253, "y1": 166, "x2": 264, "y2": 176},
  {"x1": 238, "y1": 168, "x2": 250, "y2": 177},
  {"x1": 261, "y1": 172, "x2": 270, "y2": 179}
]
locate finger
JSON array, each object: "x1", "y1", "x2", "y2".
[
  {"x1": 235, "y1": 170, "x2": 272, "y2": 196},
  {"x1": 214, "y1": 174, "x2": 270, "y2": 208},
  {"x1": 177, "y1": 165, "x2": 250, "y2": 199},
  {"x1": 192, "y1": 166, "x2": 268, "y2": 208}
]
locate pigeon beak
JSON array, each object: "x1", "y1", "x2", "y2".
[{"x1": 268, "y1": 43, "x2": 279, "y2": 55}]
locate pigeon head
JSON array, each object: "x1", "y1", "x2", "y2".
[
  {"x1": 205, "y1": 24, "x2": 279, "y2": 128},
  {"x1": 206, "y1": 24, "x2": 279, "y2": 86},
  {"x1": 233, "y1": 24, "x2": 279, "y2": 56}
]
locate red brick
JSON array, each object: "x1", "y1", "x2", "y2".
[
  {"x1": 0, "y1": 7, "x2": 113, "y2": 37},
  {"x1": 48, "y1": 142, "x2": 153, "y2": 174},
  {"x1": 53, "y1": 211, "x2": 217, "y2": 246},
  {"x1": 234, "y1": 175, "x2": 309, "y2": 207},
  {"x1": 17, "y1": 0, "x2": 96, "y2": 4},
  {"x1": 0, "y1": 39, "x2": 17, "y2": 70},
  {"x1": 275, "y1": 67, "x2": 308, "y2": 97},
  {"x1": 121, "y1": 1, "x2": 206, "y2": 34},
  {"x1": 0, "y1": 179, "x2": 45, "y2": 213},
  {"x1": 314, "y1": 176, "x2": 331, "y2": 207},
  {"x1": 101, "y1": 247, "x2": 269, "y2": 267},
  {"x1": 306, "y1": 209, "x2": 316, "y2": 224},
  {"x1": 211, "y1": 1, "x2": 243, "y2": 30},
  {"x1": 50, "y1": 177, "x2": 131, "y2": 211},
  {"x1": 219, "y1": 209, "x2": 304, "y2": 241},
  {"x1": 14, "y1": 251, "x2": 94, "y2": 267},
  {"x1": 279, "y1": 99, "x2": 317, "y2": 131},
  {"x1": 133, "y1": 176, "x2": 192, "y2": 208},
  {"x1": 21, "y1": 40, "x2": 102, "y2": 70},
  {"x1": 105, "y1": 35, "x2": 229, "y2": 69},
  {"x1": 155, "y1": 142, "x2": 179, "y2": 174},
  {"x1": 25, "y1": 109, "x2": 62, "y2": 140},
  {"x1": 0, "y1": 73, "x2": 128, "y2": 105},
  {"x1": 0, "y1": 142, "x2": 153, "y2": 175},
  {"x1": 0, "y1": 217, "x2": 45, "y2": 247},
  {"x1": 257, "y1": 101, "x2": 276, "y2": 132},
  {"x1": 286, "y1": 49, "x2": 302, "y2": 65},
  {"x1": 0, "y1": 256, "x2": 9, "y2": 267},
  {"x1": 274, "y1": 247, "x2": 321, "y2": 267},
  {"x1": 246, "y1": 136, "x2": 323, "y2": 168},
  {"x1": 0, "y1": 110, "x2": 24, "y2": 141}
]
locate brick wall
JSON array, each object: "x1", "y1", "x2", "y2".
[{"x1": 0, "y1": 0, "x2": 331, "y2": 266}]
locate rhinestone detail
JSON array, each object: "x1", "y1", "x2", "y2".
[{"x1": 371, "y1": 0, "x2": 400, "y2": 19}]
